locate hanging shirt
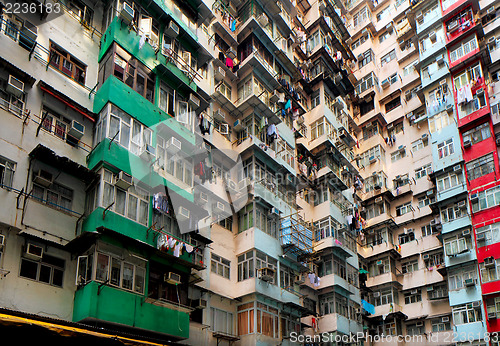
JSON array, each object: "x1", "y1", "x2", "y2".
[
  {"x1": 267, "y1": 124, "x2": 277, "y2": 136},
  {"x1": 285, "y1": 99, "x2": 292, "y2": 110}
]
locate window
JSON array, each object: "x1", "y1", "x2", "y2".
[
  {"x1": 399, "y1": 230, "x2": 415, "y2": 244},
  {"x1": 448, "y1": 266, "x2": 477, "y2": 290},
  {"x1": 310, "y1": 117, "x2": 333, "y2": 140},
  {"x1": 396, "y1": 202, "x2": 412, "y2": 216},
  {"x1": 319, "y1": 292, "x2": 349, "y2": 317},
  {"x1": 376, "y1": 6, "x2": 391, "y2": 22},
  {"x1": 358, "y1": 145, "x2": 385, "y2": 167},
  {"x1": 217, "y1": 216, "x2": 233, "y2": 231},
  {"x1": 406, "y1": 322, "x2": 424, "y2": 335},
  {"x1": 99, "y1": 43, "x2": 155, "y2": 102},
  {"x1": 450, "y1": 36, "x2": 478, "y2": 63},
  {"x1": 353, "y1": 6, "x2": 370, "y2": 27},
  {"x1": 0, "y1": 156, "x2": 15, "y2": 188},
  {"x1": 365, "y1": 202, "x2": 386, "y2": 220},
  {"x1": 359, "y1": 49, "x2": 374, "y2": 68},
  {"x1": 32, "y1": 181, "x2": 73, "y2": 212},
  {"x1": 415, "y1": 164, "x2": 432, "y2": 180},
  {"x1": 280, "y1": 264, "x2": 296, "y2": 291},
  {"x1": 159, "y1": 83, "x2": 175, "y2": 116},
  {"x1": 437, "y1": 172, "x2": 462, "y2": 192},
  {"x1": 463, "y1": 122, "x2": 491, "y2": 145},
  {"x1": 157, "y1": 136, "x2": 193, "y2": 186},
  {"x1": 444, "y1": 236, "x2": 469, "y2": 256},
  {"x1": 452, "y1": 303, "x2": 482, "y2": 325},
  {"x1": 237, "y1": 302, "x2": 279, "y2": 338},
  {"x1": 49, "y1": 42, "x2": 86, "y2": 84},
  {"x1": 480, "y1": 258, "x2": 500, "y2": 283},
  {"x1": 370, "y1": 257, "x2": 391, "y2": 277},
  {"x1": 385, "y1": 97, "x2": 401, "y2": 113},
  {"x1": 432, "y1": 317, "x2": 451, "y2": 332},
  {"x1": 466, "y1": 154, "x2": 495, "y2": 181},
  {"x1": 424, "y1": 252, "x2": 444, "y2": 268},
  {"x1": 391, "y1": 148, "x2": 406, "y2": 162},
  {"x1": 471, "y1": 185, "x2": 500, "y2": 213},
  {"x1": 376, "y1": 322, "x2": 397, "y2": 336},
  {"x1": 373, "y1": 287, "x2": 397, "y2": 306},
  {"x1": 418, "y1": 195, "x2": 433, "y2": 208},
  {"x1": 356, "y1": 73, "x2": 377, "y2": 95},
  {"x1": 237, "y1": 250, "x2": 277, "y2": 283},
  {"x1": 379, "y1": 31, "x2": 391, "y2": 43},
  {"x1": 453, "y1": 63, "x2": 482, "y2": 90},
  {"x1": 362, "y1": 121, "x2": 379, "y2": 140},
  {"x1": 437, "y1": 138, "x2": 454, "y2": 159},
  {"x1": 476, "y1": 222, "x2": 500, "y2": 247},
  {"x1": 211, "y1": 307, "x2": 234, "y2": 334},
  {"x1": 211, "y1": 253, "x2": 230, "y2": 279},
  {"x1": 94, "y1": 251, "x2": 145, "y2": 293},
  {"x1": 381, "y1": 50, "x2": 396, "y2": 66},
  {"x1": 98, "y1": 169, "x2": 149, "y2": 225},
  {"x1": 403, "y1": 60, "x2": 419, "y2": 76},
  {"x1": 412, "y1": 138, "x2": 429, "y2": 152},
  {"x1": 429, "y1": 111, "x2": 453, "y2": 133},
  {"x1": 66, "y1": 0, "x2": 93, "y2": 25},
  {"x1": 94, "y1": 104, "x2": 153, "y2": 156},
  {"x1": 402, "y1": 260, "x2": 418, "y2": 274},
  {"x1": 351, "y1": 35, "x2": 367, "y2": 50},
  {"x1": 20, "y1": 251, "x2": 65, "y2": 287},
  {"x1": 440, "y1": 202, "x2": 466, "y2": 223},
  {"x1": 422, "y1": 224, "x2": 436, "y2": 237},
  {"x1": 388, "y1": 121, "x2": 404, "y2": 137}
]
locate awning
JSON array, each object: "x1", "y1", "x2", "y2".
[
  {"x1": 0, "y1": 308, "x2": 177, "y2": 346},
  {"x1": 359, "y1": 269, "x2": 369, "y2": 274},
  {"x1": 38, "y1": 81, "x2": 96, "y2": 122},
  {"x1": 0, "y1": 56, "x2": 36, "y2": 86},
  {"x1": 405, "y1": 314, "x2": 428, "y2": 322},
  {"x1": 29, "y1": 144, "x2": 98, "y2": 184}
]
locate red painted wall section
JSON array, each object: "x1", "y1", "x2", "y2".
[
  {"x1": 444, "y1": 7, "x2": 476, "y2": 45},
  {"x1": 441, "y1": 0, "x2": 471, "y2": 18}
]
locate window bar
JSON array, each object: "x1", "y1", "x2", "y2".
[
  {"x1": 88, "y1": 81, "x2": 99, "y2": 99},
  {"x1": 102, "y1": 202, "x2": 115, "y2": 220},
  {"x1": 36, "y1": 111, "x2": 49, "y2": 136}
]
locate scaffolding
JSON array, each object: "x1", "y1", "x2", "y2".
[{"x1": 279, "y1": 211, "x2": 315, "y2": 260}]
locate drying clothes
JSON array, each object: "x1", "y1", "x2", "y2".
[
  {"x1": 314, "y1": 276, "x2": 320, "y2": 287},
  {"x1": 346, "y1": 215, "x2": 353, "y2": 225},
  {"x1": 267, "y1": 124, "x2": 277, "y2": 137},
  {"x1": 231, "y1": 18, "x2": 236, "y2": 32},
  {"x1": 139, "y1": 34, "x2": 147, "y2": 49},
  {"x1": 308, "y1": 273, "x2": 315, "y2": 285},
  {"x1": 174, "y1": 243, "x2": 183, "y2": 257},
  {"x1": 285, "y1": 99, "x2": 292, "y2": 110},
  {"x1": 464, "y1": 84, "x2": 473, "y2": 103},
  {"x1": 259, "y1": 116, "x2": 268, "y2": 130},
  {"x1": 185, "y1": 244, "x2": 194, "y2": 253},
  {"x1": 457, "y1": 87, "x2": 466, "y2": 104},
  {"x1": 226, "y1": 57, "x2": 234, "y2": 68}
]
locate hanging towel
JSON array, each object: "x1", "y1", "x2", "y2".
[
  {"x1": 174, "y1": 243, "x2": 182, "y2": 257},
  {"x1": 231, "y1": 18, "x2": 236, "y2": 32},
  {"x1": 226, "y1": 57, "x2": 234, "y2": 68},
  {"x1": 139, "y1": 34, "x2": 147, "y2": 49},
  {"x1": 464, "y1": 84, "x2": 474, "y2": 103},
  {"x1": 285, "y1": 99, "x2": 292, "y2": 110},
  {"x1": 185, "y1": 244, "x2": 194, "y2": 253},
  {"x1": 259, "y1": 116, "x2": 268, "y2": 130}
]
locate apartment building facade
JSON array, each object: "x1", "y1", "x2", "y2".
[{"x1": 0, "y1": 0, "x2": 500, "y2": 345}]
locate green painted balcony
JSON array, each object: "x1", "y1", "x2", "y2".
[{"x1": 73, "y1": 281, "x2": 190, "y2": 340}]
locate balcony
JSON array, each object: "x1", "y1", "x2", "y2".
[
  {"x1": 483, "y1": 15, "x2": 500, "y2": 36},
  {"x1": 454, "y1": 322, "x2": 486, "y2": 342},
  {"x1": 421, "y1": 64, "x2": 450, "y2": 90},
  {"x1": 456, "y1": 83, "x2": 490, "y2": 128},
  {"x1": 238, "y1": 51, "x2": 280, "y2": 89},
  {"x1": 365, "y1": 212, "x2": 396, "y2": 230},
  {"x1": 436, "y1": 182, "x2": 468, "y2": 204},
  {"x1": 427, "y1": 95, "x2": 455, "y2": 118},
  {"x1": 280, "y1": 216, "x2": 314, "y2": 257},
  {"x1": 445, "y1": 11, "x2": 478, "y2": 46},
  {"x1": 366, "y1": 271, "x2": 399, "y2": 288},
  {"x1": 416, "y1": 10, "x2": 443, "y2": 36},
  {"x1": 419, "y1": 40, "x2": 446, "y2": 65},
  {"x1": 358, "y1": 241, "x2": 400, "y2": 259},
  {"x1": 441, "y1": 215, "x2": 472, "y2": 234},
  {"x1": 449, "y1": 281, "x2": 483, "y2": 306},
  {"x1": 441, "y1": 0, "x2": 476, "y2": 19},
  {"x1": 317, "y1": 313, "x2": 363, "y2": 335},
  {"x1": 489, "y1": 44, "x2": 500, "y2": 64},
  {"x1": 73, "y1": 281, "x2": 189, "y2": 339}
]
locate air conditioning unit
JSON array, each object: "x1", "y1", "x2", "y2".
[
  {"x1": 381, "y1": 78, "x2": 390, "y2": 89},
  {"x1": 233, "y1": 119, "x2": 243, "y2": 131},
  {"x1": 259, "y1": 267, "x2": 275, "y2": 282},
  {"x1": 464, "y1": 278, "x2": 475, "y2": 286},
  {"x1": 166, "y1": 137, "x2": 182, "y2": 152},
  {"x1": 470, "y1": 193, "x2": 478, "y2": 201},
  {"x1": 457, "y1": 201, "x2": 467, "y2": 209},
  {"x1": 165, "y1": 21, "x2": 179, "y2": 37},
  {"x1": 463, "y1": 139, "x2": 471, "y2": 148},
  {"x1": 115, "y1": 171, "x2": 133, "y2": 190},
  {"x1": 140, "y1": 144, "x2": 156, "y2": 161},
  {"x1": 258, "y1": 13, "x2": 269, "y2": 27},
  {"x1": 416, "y1": 321, "x2": 423, "y2": 327},
  {"x1": 376, "y1": 260, "x2": 383, "y2": 266},
  {"x1": 188, "y1": 94, "x2": 200, "y2": 108},
  {"x1": 453, "y1": 165, "x2": 461, "y2": 172},
  {"x1": 0, "y1": 234, "x2": 4, "y2": 249},
  {"x1": 442, "y1": 316, "x2": 449, "y2": 322},
  {"x1": 373, "y1": 292, "x2": 381, "y2": 298},
  {"x1": 369, "y1": 156, "x2": 377, "y2": 164},
  {"x1": 485, "y1": 257, "x2": 495, "y2": 267},
  {"x1": 227, "y1": 47, "x2": 237, "y2": 59},
  {"x1": 177, "y1": 206, "x2": 190, "y2": 221},
  {"x1": 25, "y1": 243, "x2": 43, "y2": 260},
  {"x1": 33, "y1": 169, "x2": 53, "y2": 187},
  {"x1": 120, "y1": 2, "x2": 135, "y2": 24},
  {"x1": 68, "y1": 120, "x2": 85, "y2": 139},
  {"x1": 164, "y1": 272, "x2": 181, "y2": 285},
  {"x1": 215, "y1": 66, "x2": 226, "y2": 81},
  {"x1": 446, "y1": 104, "x2": 454, "y2": 113},
  {"x1": 489, "y1": 312, "x2": 498, "y2": 320},
  {"x1": 411, "y1": 289, "x2": 418, "y2": 294},
  {"x1": 269, "y1": 207, "x2": 279, "y2": 216},
  {"x1": 429, "y1": 31, "x2": 437, "y2": 43},
  {"x1": 423, "y1": 254, "x2": 430, "y2": 260},
  {"x1": 436, "y1": 55, "x2": 444, "y2": 65},
  {"x1": 7, "y1": 75, "x2": 24, "y2": 98},
  {"x1": 214, "y1": 201, "x2": 225, "y2": 212},
  {"x1": 334, "y1": 97, "x2": 344, "y2": 109},
  {"x1": 195, "y1": 298, "x2": 207, "y2": 309},
  {"x1": 477, "y1": 233, "x2": 486, "y2": 241},
  {"x1": 448, "y1": 20, "x2": 459, "y2": 33},
  {"x1": 200, "y1": 192, "x2": 208, "y2": 203},
  {"x1": 375, "y1": 197, "x2": 383, "y2": 204}
]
